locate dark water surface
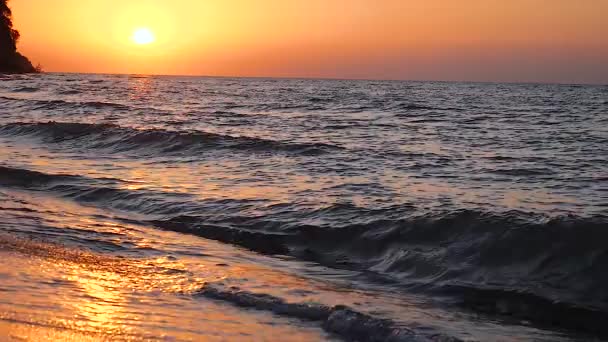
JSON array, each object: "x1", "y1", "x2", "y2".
[{"x1": 0, "y1": 73, "x2": 606, "y2": 341}]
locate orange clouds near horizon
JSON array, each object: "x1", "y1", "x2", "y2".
[{"x1": 11, "y1": 0, "x2": 608, "y2": 84}]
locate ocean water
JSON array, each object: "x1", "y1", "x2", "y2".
[{"x1": 0, "y1": 72, "x2": 606, "y2": 341}]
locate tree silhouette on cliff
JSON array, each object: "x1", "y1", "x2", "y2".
[{"x1": 1, "y1": 0, "x2": 38, "y2": 73}]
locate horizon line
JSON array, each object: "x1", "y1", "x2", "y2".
[{"x1": 39, "y1": 71, "x2": 608, "y2": 87}]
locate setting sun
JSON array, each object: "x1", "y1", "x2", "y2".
[{"x1": 132, "y1": 28, "x2": 155, "y2": 45}]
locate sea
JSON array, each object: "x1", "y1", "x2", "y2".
[{"x1": 0, "y1": 73, "x2": 606, "y2": 341}]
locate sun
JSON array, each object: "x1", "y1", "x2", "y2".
[{"x1": 132, "y1": 28, "x2": 156, "y2": 45}]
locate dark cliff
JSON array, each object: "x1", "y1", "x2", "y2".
[{"x1": 1, "y1": 0, "x2": 37, "y2": 73}]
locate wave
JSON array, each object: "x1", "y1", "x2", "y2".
[
  {"x1": 0, "y1": 96, "x2": 133, "y2": 111},
  {"x1": 150, "y1": 216, "x2": 289, "y2": 255},
  {"x1": 0, "y1": 122, "x2": 342, "y2": 157},
  {"x1": 0, "y1": 166, "x2": 80, "y2": 187},
  {"x1": 1, "y1": 165, "x2": 607, "y2": 334},
  {"x1": 196, "y1": 283, "x2": 460, "y2": 342},
  {"x1": 13, "y1": 86, "x2": 40, "y2": 93},
  {"x1": 0, "y1": 166, "x2": 194, "y2": 216},
  {"x1": 489, "y1": 167, "x2": 555, "y2": 176},
  {"x1": 394, "y1": 103, "x2": 437, "y2": 111},
  {"x1": 435, "y1": 285, "x2": 608, "y2": 337},
  {"x1": 57, "y1": 89, "x2": 81, "y2": 95}
]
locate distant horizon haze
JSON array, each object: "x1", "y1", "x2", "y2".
[
  {"x1": 11, "y1": 0, "x2": 608, "y2": 84},
  {"x1": 41, "y1": 71, "x2": 608, "y2": 87}
]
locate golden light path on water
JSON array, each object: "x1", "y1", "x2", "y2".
[{"x1": 0, "y1": 220, "x2": 331, "y2": 341}]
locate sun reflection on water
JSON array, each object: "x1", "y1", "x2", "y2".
[{"x1": 0, "y1": 229, "x2": 332, "y2": 341}]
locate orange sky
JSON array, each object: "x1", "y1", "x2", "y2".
[{"x1": 11, "y1": 0, "x2": 608, "y2": 83}]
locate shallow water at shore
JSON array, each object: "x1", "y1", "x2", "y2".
[{"x1": 0, "y1": 189, "x2": 581, "y2": 341}]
